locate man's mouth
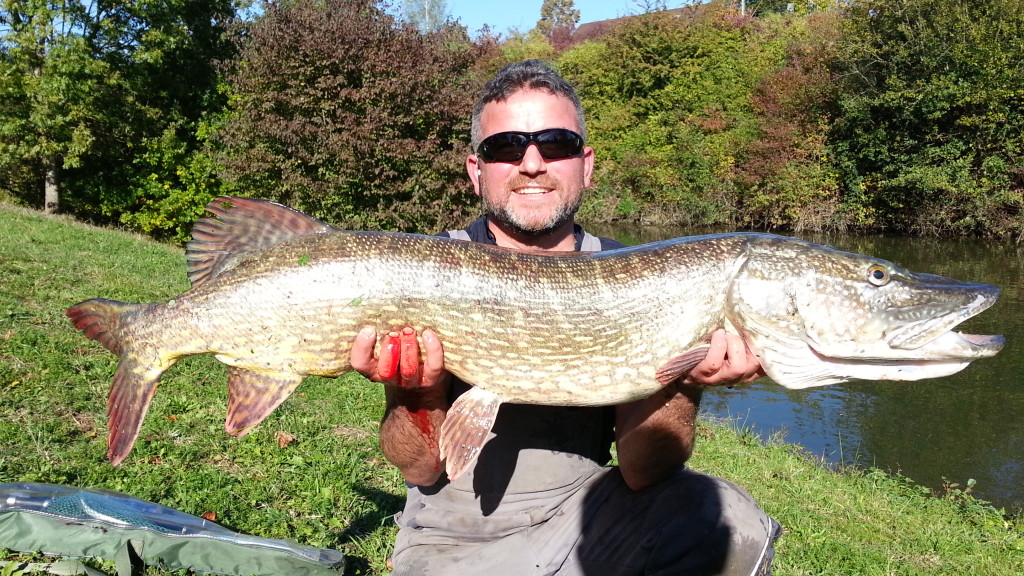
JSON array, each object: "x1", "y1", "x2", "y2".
[{"x1": 513, "y1": 186, "x2": 551, "y2": 195}]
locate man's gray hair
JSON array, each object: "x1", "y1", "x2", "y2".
[{"x1": 470, "y1": 60, "x2": 587, "y2": 151}]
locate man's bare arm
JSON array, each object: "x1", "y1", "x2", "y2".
[
  {"x1": 351, "y1": 327, "x2": 451, "y2": 486},
  {"x1": 615, "y1": 330, "x2": 762, "y2": 491}
]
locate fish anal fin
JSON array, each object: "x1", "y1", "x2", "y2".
[
  {"x1": 655, "y1": 345, "x2": 712, "y2": 386},
  {"x1": 439, "y1": 386, "x2": 503, "y2": 481},
  {"x1": 224, "y1": 368, "x2": 304, "y2": 437},
  {"x1": 106, "y1": 356, "x2": 167, "y2": 466},
  {"x1": 186, "y1": 197, "x2": 336, "y2": 288}
]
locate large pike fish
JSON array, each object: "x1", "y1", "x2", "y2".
[{"x1": 67, "y1": 197, "x2": 1004, "y2": 479}]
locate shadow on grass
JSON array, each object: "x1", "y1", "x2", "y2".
[{"x1": 336, "y1": 484, "x2": 406, "y2": 575}]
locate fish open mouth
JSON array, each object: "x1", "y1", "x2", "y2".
[
  {"x1": 883, "y1": 287, "x2": 1003, "y2": 357},
  {"x1": 801, "y1": 283, "x2": 1005, "y2": 364},
  {"x1": 923, "y1": 331, "x2": 1005, "y2": 357}
]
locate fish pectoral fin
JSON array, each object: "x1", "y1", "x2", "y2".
[
  {"x1": 439, "y1": 386, "x2": 503, "y2": 481},
  {"x1": 655, "y1": 345, "x2": 712, "y2": 386},
  {"x1": 224, "y1": 368, "x2": 304, "y2": 437}
]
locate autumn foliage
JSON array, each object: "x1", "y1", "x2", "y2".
[
  {"x1": 216, "y1": 0, "x2": 483, "y2": 232},
  {"x1": 2, "y1": 0, "x2": 1024, "y2": 238}
]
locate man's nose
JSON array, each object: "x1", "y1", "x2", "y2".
[{"x1": 517, "y1": 143, "x2": 548, "y2": 175}]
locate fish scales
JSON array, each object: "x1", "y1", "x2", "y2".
[
  {"x1": 67, "y1": 197, "x2": 1003, "y2": 478},
  {"x1": 167, "y1": 230, "x2": 738, "y2": 404}
]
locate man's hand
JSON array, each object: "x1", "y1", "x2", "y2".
[
  {"x1": 683, "y1": 329, "x2": 764, "y2": 387},
  {"x1": 351, "y1": 326, "x2": 450, "y2": 389},
  {"x1": 350, "y1": 326, "x2": 451, "y2": 486}
]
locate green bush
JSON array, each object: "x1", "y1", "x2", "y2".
[{"x1": 829, "y1": 0, "x2": 1024, "y2": 236}]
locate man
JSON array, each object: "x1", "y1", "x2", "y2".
[{"x1": 350, "y1": 60, "x2": 781, "y2": 575}]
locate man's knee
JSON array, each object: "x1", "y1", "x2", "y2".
[{"x1": 650, "y1": 470, "x2": 781, "y2": 575}]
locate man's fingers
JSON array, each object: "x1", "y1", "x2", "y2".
[
  {"x1": 351, "y1": 327, "x2": 379, "y2": 375},
  {"x1": 399, "y1": 328, "x2": 422, "y2": 386},
  {"x1": 721, "y1": 332, "x2": 747, "y2": 381},
  {"x1": 721, "y1": 332, "x2": 764, "y2": 382},
  {"x1": 700, "y1": 330, "x2": 727, "y2": 374},
  {"x1": 378, "y1": 332, "x2": 402, "y2": 382},
  {"x1": 420, "y1": 329, "x2": 447, "y2": 386},
  {"x1": 349, "y1": 326, "x2": 454, "y2": 389},
  {"x1": 685, "y1": 330, "x2": 759, "y2": 386},
  {"x1": 727, "y1": 332, "x2": 745, "y2": 365}
]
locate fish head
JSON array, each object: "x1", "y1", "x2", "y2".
[{"x1": 727, "y1": 237, "x2": 1004, "y2": 389}]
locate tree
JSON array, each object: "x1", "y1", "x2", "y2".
[
  {"x1": 733, "y1": 12, "x2": 844, "y2": 231},
  {"x1": 218, "y1": 0, "x2": 483, "y2": 232},
  {"x1": 632, "y1": 0, "x2": 669, "y2": 14},
  {"x1": 0, "y1": 2, "x2": 108, "y2": 212},
  {"x1": 403, "y1": 0, "x2": 450, "y2": 32},
  {"x1": 558, "y1": 4, "x2": 781, "y2": 226},
  {"x1": 535, "y1": 0, "x2": 580, "y2": 38},
  {"x1": 829, "y1": 0, "x2": 1024, "y2": 235},
  {"x1": 0, "y1": 0, "x2": 236, "y2": 225}
]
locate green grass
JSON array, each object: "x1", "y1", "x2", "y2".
[{"x1": 1, "y1": 203, "x2": 1022, "y2": 575}]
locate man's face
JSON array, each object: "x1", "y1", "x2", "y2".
[{"x1": 468, "y1": 89, "x2": 594, "y2": 237}]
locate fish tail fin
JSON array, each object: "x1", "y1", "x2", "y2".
[
  {"x1": 67, "y1": 298, "x2": 171, "y2": 466},
  {"x1": 66, "y1": 298, "x2": 146, "y2": 356}
]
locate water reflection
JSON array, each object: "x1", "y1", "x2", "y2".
[{"x1": 588, "y1": 224, "x2": 1024, "y2": 511}]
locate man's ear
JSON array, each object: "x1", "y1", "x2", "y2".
[
  {"x1": 467, "y1": 154, "x2": 482, "y2": 195},
  {"x1": 583, "y1": 146, "x2": 595, "y2": 188}
]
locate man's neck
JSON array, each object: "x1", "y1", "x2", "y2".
[{"x1": 486, "y1": 218, "x2": 577, "y2": 252}]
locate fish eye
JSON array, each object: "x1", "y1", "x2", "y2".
[{"x1": 867, "y1": 264, "x2": 889, "y2": 286}]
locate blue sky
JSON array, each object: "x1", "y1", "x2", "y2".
[{"x1": 445, "y1": 0, "x2": 645, "y2": 36}]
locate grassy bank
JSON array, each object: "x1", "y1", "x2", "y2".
[{"x1": 1, "y1": 204, "x2": 1021, "y2": 575}]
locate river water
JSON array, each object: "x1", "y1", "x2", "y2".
[{"x1": 589, "y1": 225, "x2": 1024, "y2": 512}]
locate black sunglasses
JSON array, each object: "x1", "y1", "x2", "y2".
[{"x1": 476, "y1": 128, "x2": 585, "y2": 163}]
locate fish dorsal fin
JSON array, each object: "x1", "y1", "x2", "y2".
[{"x1": 186, "y1": 196, "x2": 335, "y2": 288}]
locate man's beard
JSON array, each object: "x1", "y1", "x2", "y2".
[{"x1": 480, "y1": 179, "x2": 583, "y2": 237}]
